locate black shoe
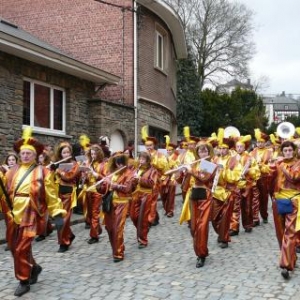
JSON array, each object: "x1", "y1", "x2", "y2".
[
  {"x1": 166, "y1": 212, "x2": 174, "y2": 218},
  {"x1": 138, "y1": 243, "x2": 147, "y2": 249},
  {"x1": 196, "y1": 257, "x2": 205, "y2": 268},
  {"x1": 46, "y1": 229, "x2": 53, "y2": 236},
  {"x1": 30, "y1": 265, "x2": 42, "y2": 285},
  {"x1": 217, "y1": 237, "x2": 221, "y2": 243},
  {"x1": 296, "y1": 246, "x2": 300, "y2": 253},
  {"x1": 35, "y1": 235, "x2": 46, "y2": 242},
  {"x1": 253, "y1": 221, "x2": 260, "y2": 227},
  {"x1": 87, "y1": 238, "x2": 99, "y2": 244},
  {"x1": 245, "y1": 228, "x2": 253, "y2": 233},
  {"x1": 58, "y1": 245, "x2": 69, "y2": 253},
  {"x1": 113, "y1": 257, "x2": 124, "y2": 263},
  {"x1": 229, "y1": 230, "x2": 239, "y2": 236},
  {"x1": 281, "y1": 269, "x2": 290, "y2": 279},
  {"x1": 263, "y1": 218, "x2": 268, "y2": 224},
  {"x1": 149, "y1": 220, "x2": 159, "y2": 227},
  {"x1": 4, "y1": 245, "x2": 10, "y2": 251},
  {"x1": 70, "y1": 234, "x2": 76, "y2": 243},
  {"x1": 219, "y1": 242, "x2": 228, "y2": 249},
  {"x1": 14, "y1": 281, "x2": 30, "y2": 297}
]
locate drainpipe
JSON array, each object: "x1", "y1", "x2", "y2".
[{"x1": 133, "y1": 0, "x2": 138, "y2": 158}]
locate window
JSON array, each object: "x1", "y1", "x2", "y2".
[
  {"x1": 155, "y1": 25, "x2": 168, "y2": 72},
  {"x1": 284, "y1": 105, "x2": 289, "y2": 110},
  {"x1": 156, "y1": 32, "x2": 164, "y2": 69},
  {"x1": 23, "y1": 79, "x2": 66, "y2": 134},
  {"x1": 149, "y1": 126, "x2": 168, "y2": 147}
]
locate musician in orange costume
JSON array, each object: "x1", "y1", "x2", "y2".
[
  {"x1": 130, "y1": 151, "x2": 158, "y2": 248},
  {"x1": 0, "y1": 127, "x2": 66, "y2": 297},
  {"x1": 211, "y1": 128, "x2": 242, "y2": 249},
  {"x1": 83, "y1": 144, "x2": 106, "y2": 244},
  {"x1": 269, "y1": 140, "x2": 300, "y2": 279},
  {"x1": 250, "y1": 129, "x2": 273, "y2": 225},
  {"x1": 54, "y1": 141, "x2": 80, "y2": 252},
  {"x1": 160, "y1": 136, "x2": 179, "y2": 218},
  {"x1": 99, "y1": 153, "x2": 135, "y2": 262},
  {"x1": 229, "y1": 135, "x2": 261, "y2": 235},
  {"x1": 292, "y1": 135, "x2": 300, "y2": 253},
  {"x1": 141, "y1": 126, "x2": 168, "y2": 227},
  {"x1": 181, "y1": 140, "x2": 217, "y2": 268},
  {"x1": 177, "y1": 127, "x2": 198, "y2": 204},
  {"x1": 35, "y1": 149, "x2": 55, "y2": 242}
]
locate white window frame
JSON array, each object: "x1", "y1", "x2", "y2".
[
  {"x1": 155, "y1": 24, "x2": 168, "y2": 73},
  {"x1": 156, "y1": 31, "x2": 164, "y2": 70},
  {"x1": 23, "y1": 78, "x2": 66, "y2": 135}
]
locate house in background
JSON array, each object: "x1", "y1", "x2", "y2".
[
  {"x1": 0, "y1": 0, "x2": 187, "y2": 154},
  {"x1": 263, "y1": 91, "x2": 299, "y2": 126},
  {"x1": 216, "y1": 79, "x2": 253, "y2": 94}
]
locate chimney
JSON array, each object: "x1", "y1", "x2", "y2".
[{"x1": 281, "y1": 91, "x2": 285, "y2": 96}]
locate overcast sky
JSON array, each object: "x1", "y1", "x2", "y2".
[{"x1": 240, "y1": 0, "x2": 300, "y2": 96}]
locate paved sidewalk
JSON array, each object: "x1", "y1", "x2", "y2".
[{"x1": 1, "y1": 196, "x2": 300, "y2": 300}]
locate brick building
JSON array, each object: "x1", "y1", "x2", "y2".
[{"x1": 0, "y1": 0, "x2": 187, "y2": 156}]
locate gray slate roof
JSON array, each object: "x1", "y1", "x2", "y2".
[{"x1": 263, "y1": 93, "x2": 299, "y2": 111}]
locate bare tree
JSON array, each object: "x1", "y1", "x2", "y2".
[
  {"x1": 163, "y1": 0, "x2": 199, "y2": 31},
  {"x1": 165, "y1": 0, "x2": 255, "y2": 90},
  {"x1": 251, "y1": 75, "x2": 270, "y2": 94}
]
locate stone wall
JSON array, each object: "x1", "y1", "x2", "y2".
[
  {"x1": 88, "y1": 99, "x2": 135, "y2": 146},
  {"x1": 138, "y1": 99, "x2": 177, "y2": 144}
]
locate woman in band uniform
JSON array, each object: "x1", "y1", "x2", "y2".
[
  {"x1": 54, "y1": 142, "x2": 80, "y2": 252},
  {"x1": 99, "y1": 153, "x2": 135, "y2": 262}
]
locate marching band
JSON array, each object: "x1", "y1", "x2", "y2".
[{"x1": 1, "y1": 122, "x2": 300, "y2": 296}]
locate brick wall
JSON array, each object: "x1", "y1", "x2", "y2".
[
  {"x1": 138, "y1": 7, "x2": 177, "y2": 117},
  {"x1": 0, "y1": 0, "x2": 134, "y2": 105}
]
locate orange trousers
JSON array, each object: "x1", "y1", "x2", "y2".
[
  {"x1": 211, "y1": 194, "x2": 235, "y2": 243},
  {"x1": 272, "y1": 199, "x2": 298, "y2": 271},
  {"x1": 190, "y1": 197, "x2": 211, "y2": 258},
  {"x1": 130, "y1": 192, "x2": 152, "y2": 246},
  {"x1": 7, "y1": 224, "x2": 36, "y2": 282},
  {"x1": 105, "y1": 202, "x2": 129, "y2": 259},
  {"x1": 86, "y1": 192, "x2": 102, "y2": 238},
  {"x1": 57, "y1": 193, "x2": 74, "y2": 246}
]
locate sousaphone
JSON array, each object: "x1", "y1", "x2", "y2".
[
  {"x1": 276, "y1": 122, "x2": 295, "y2": 139},
  {"x1": 224, "y1": 126, "x2": 240, "y2": 138}
]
